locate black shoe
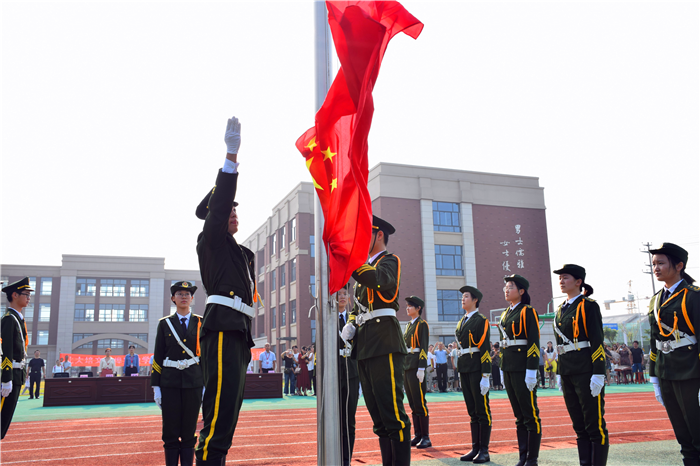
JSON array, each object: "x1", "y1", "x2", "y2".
[
  {"x1": 514, "y1": 427, "x2": 528, "y2": 466},
  {"x1": 416, "y1": 416, "x2": 431, "y2": 449},
  {"x1": 164, "y1": 448, "x2": 180, "y2": 466},
  {"x1": 577, "y1": 439, "x2": 592, "y2": 466},
  {"x1": 460, "y1": 423, "x2": 480, "y2": 461},
  {"x1": 410, "y1": 414, "x2": 422, "y2": 447},
  {"x1": 180, "y1": 448, "x2": 194, "y2": 466},
  {"x1": 523, "y1": 432, "x2": 541, "y2": 466},
  {"x1": 29, "y1": 397, "x2": 34, "y2": 399},
  {"x1": 378, "y1": 437, "x2": 393, "y2": 466},
  {"x1": 591, "y1": 442, "x2": 609, "y2": 466},
  {"x1": 473, "y1": 425, "x2": 491, "y2": 464},
  {"x1": 391, "y1": 438, "x2": 411, "y2": 466},
  {"x1": 682, "y1": 459, "x2": 700, "y2": 466}
]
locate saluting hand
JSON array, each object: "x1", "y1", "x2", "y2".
[{"x1": 225, "y1": 116, "x2": 241, "y2": 155}]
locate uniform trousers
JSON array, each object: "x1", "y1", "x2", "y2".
[
  {"x1": 339, "y1": 369, "x2": 359, "y2": 465},
  {"x1": 0, "y1": 368, "x2": 23, "y2": 439},
  {"x1": 358, "y1": 353, "x2": 410, "y2": 442},
  {"x1": 161, "y1": 387, "x2": 203, "y2": 450},
  {"x1": 504, "y1": 371, "x2": 541, "y2": 433},
  {"x1": 460, "y1": 371, "x2": 491, "y2": 426},
  {"x1": 660, "y1": 377, "x2": 700, "y2": 460},
  {"x1": 195, "y1": 330, "x2": 251, "y2": 464},
  {"x1": 404, "y1": 367, "x2": 429, "y2": 418},
  {"x1": 436, "y1": 363, "x2": 448, "y2": 392},
  {"x1": 561, "y1": 372, "x2": 608, "y2": 445}
]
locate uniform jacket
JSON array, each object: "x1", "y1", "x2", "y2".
[
  {"x1": 349, "y1": 251, "x2": 407, "y2": 360},
  {"x1": 197, "y1": 170, "x2": 256, "y2": 347},
  {"x1": 338, "y1": 313, "x2": 359, "y2": 386},
  {"x1": 648, "y1": 280, "x2": 700, "y2": 380},
  {"x1": 554, "y1": 296, "x2": 606, "y2": 376},
  {"x1": 497, "y1": 303, "x2": 540, "y2": 371},
  {"x1": 1, "y1": 308, "x2": 27, "y2": 383},
  {"x1": 151, "y1": 313, "x2": 204, "y2": 389},
  {"x1": 403, "y1": 317, "x2": 429, "y2": 371},
  {"x1": 455, "y1": 311, "x2": 492, "y2": 374}
]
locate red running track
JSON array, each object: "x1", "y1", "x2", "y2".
[{"x1": 0, "y1": 392, "x2": 675, "y2": 466}]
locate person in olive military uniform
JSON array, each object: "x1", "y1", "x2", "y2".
[
  {"x1": 337, "y1": 285, "x2": 360, "y2": 466},
  {"x1": 647, "y1": 243, "x2": 700, "y2": 466},
  {"x1": 553, "y1": 265, "x2": 608, "y2": 466},
  {"x1": 455, "y1": 286, "x2": 492, "y2": 463},
  {"x1": 1, "y1": 278, "x2": 31, "y2": 440},
  {"x1": 403, "y1": 295, "x2": 431, "y2": 449},
  {"x1": 498, "y1": 274, "x2": 541, "y2": 466},
  {"x1": 341, "y1": 215, "x2": 411, "y2": 466},
  {"x1": 151, "y1": 281, "x2": 204, "y2": 466},
  {"x1": 194, "y1": 116, "x2": 258, "y2": 466}
]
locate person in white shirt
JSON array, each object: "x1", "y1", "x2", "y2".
[
  {"x1": 98, "y1": 348, "x2": 117, "y2": 376},
  {"x1": 259, "y1": 343, "x2": 276, "y2": 373},
  {"x1": 52, "y1": 360, "x2": 63, "y2": 375},
  {"x1": 63, "y1": 355, "x2": 72, "y2": 376}
]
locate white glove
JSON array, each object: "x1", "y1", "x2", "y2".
[
  {"x1": 590, "y1": 374, "x2": 605, "y2": 397},
  {"x1": 480, "y1": 376, "x2": 490, "y2": 396},
  {"x1": 224, "y1": 116, "x2": 241, "y2": 155},
  {"x1": 416, "y1": 368, "x2": 425, "y2": 383},
  {"x1": 525, "y1": 369, "x2": 538, "y2": 391},
  {"x1": 153, "y1": 386, "x2": 162, "y2": 409},
  {"x1": 341, "y1": 323, "x2": 356, "y2": 341},
  {"x1": 650, "y1": 377, "x2": 664, "y2": 407},
  {"x1": 1, "y1": 381, "x2": 12, "y2": 398},
  {"x1": 556, "y1": 375, "x2": 562, "y2": 392}
]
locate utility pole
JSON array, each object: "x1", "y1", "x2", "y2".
[{"x1": 640, "y1": 242, "x2": 656, "y2": 295}]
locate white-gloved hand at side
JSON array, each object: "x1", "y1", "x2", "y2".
[
  {"x1": 650, "y1": 377, "x2": 664, "y2": 407},
  {"x1": 590, "y1": 374, "x2": 605, "y2": 397},
  {"x1": 224, "y1": 116, "x2": 241, "y2": 155},
  {"x1": 153, "y1": 386, "x2": 162, "y2": 409},
  {"x1": 1, "y1": 381, "x2": 12, "y2": 398},
  {"x1": 341, "y1": 323, "x2": 356, "y2": 341},
  {"x1": 416, "y1": 368, "x2": 425, "y2": 383},
  {"x1": 480, "y1": 376, "x2": 490, "y2": 396},
  {"x1": 525, "y1": 369, "x2": 538, "y2": 392},
  {"x1": 556, "y1": 374, "x2": 562, "y2": 392}
]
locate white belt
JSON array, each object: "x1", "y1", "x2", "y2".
[
  {"x1": 12, "y1": 362, "x2": 24, "y2": 369},
  {"x1": 206, "y1": 295, "x2": 255, "y2": 319},
  {"x1": 356, "y1": 309, "x2": 396, "y2": 326},
  {"x1": 162, "y1": 357, "x2": 199, "y2": 370},
  {"x1": 459, "y1": 348, "x2": 480, "y2": 356},
  {"x1": 339, "y1": 348, "x2": 352, "y2": 357},
  {"x1": 407, "y1": 348, "x2": 420, "y2": 353},
  {"x1": 557, "y1": 341, "x2": 590, "y2": 355},
  {"x1": 657, "y1": 336, "x2": 697, "y2": 354},
  {"x1": 501, "y1": 339, "x2": 528, "y2": 348}
]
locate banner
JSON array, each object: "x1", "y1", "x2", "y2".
[{"x1": 60, "y1": 353, "x2": 153, "y2": 367}]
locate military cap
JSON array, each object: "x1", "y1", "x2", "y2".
[
  {"x1": 372, "y1": 215, "x2": 395, "y2": 236},
  {"x1": 504, "y1": 274, "x2": 529, "y2": 291},
  {"x1": 553, "y1": 264, "x2": 586, "y2": 281},
  {"x1": 405, "y1": 295, "x2": 425, "y2": 309},
  {"x1": 170, "y1": 281, "x2": 197, "y2": 296},
  {"x1": 459, "y1": 285, "x2": 483, "y2": 303},
  {"x1": 2, "y1": 277, "x2": 34, "y2": 295},
  {"x1": 649, "y1": 242, "x2": 688, "y2": 265},
  {"x1": 195, "y1": 186, "x2": 239, "y2": 220}
]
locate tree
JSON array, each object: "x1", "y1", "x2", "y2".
[{"x1": 603, "y1": 327, "x2": 618, "y2": 344}]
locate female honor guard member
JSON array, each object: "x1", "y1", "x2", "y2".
[
  {"x1": 553, "y1": 265, "x2": 608, "y2": 466},
  {"x1": 341, "y1": 215, "x2": 411, "y2": 466},
  {"x1": 647, "y1": 243, "x2": 700, "y2": 466},
  {"x1": 338, "y1": 286, "x2": 360, "y2": 466},
  {"x1": 1, "y1": 278, "x2": 31, "y2": 439},
  {"x1": 152, "y1": 281, "x2": 203, "y2": 466},
  {"x1": 403, "y1": 295, "x2": 431, "y2": 449},
  {"x1": 498, "y1": 275, "x2": 541, "y2": 466},
  {"x1": 455, "y1": 286, "x2": 492, "y2": 464}
]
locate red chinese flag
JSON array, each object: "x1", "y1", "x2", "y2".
[{"x1": 296, "y1": 1, "x2": 423, "y2": 294}]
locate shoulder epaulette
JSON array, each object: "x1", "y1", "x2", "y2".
[
  {"x1": 192, "y1": 313, "x2": 204, "y2": 319},
  {"x1": 159, "y1": 315, "x2": 172, "y2": 322},
  {"x1": 584, "y1": 297, "x2": 596, "y2": 302},
  {"x1": 687, "y1": 285, "x2": 700, "y2": 292}
]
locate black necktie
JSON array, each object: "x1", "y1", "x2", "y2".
[
  {"x1": 561, "y1": 302, "x2": 570, "y2": 312},
  {"x1": 661, "y1": 289, "x2": 669, "y2": 304},
  {"x1": 339, "y1": 313, "x2": 346, "y2": 328},
  {"x1": 181, "y1": 317, "x2": 188, "y2": 335}
]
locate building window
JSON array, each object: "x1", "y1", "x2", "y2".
[
  {"x1": 310, "y1": 235, "x2": 315, "y2": 258},
  {"x1": 291, "y1": 258, "x2": 297, "y2": 282},
  {"x1": 76, "y1": 278, "x2": 96, "y2": 296},
  {"x1": 73, "y1": 333, "x2": 94, "y2": 349},
  {"x1": 280, "y1": 265, "x2": 286, "y2": 288},
  {"x1": 97, "y1": 338, "x2": 123, "y2": 349},
  {"x1": 74, "y1": 304, "x2": 95, "y2": 321},
  {"x1": 129, "y1": 305, "x2": 148, "y2": 322},
  {"x1": 280, "y1": 227, "x2": 286, "y2": 251},
  {"x1": 257, "y1": 315, "x2": 265, "y2": 338},
  {"x1": 100, "y1": 279, "x2": 126, "y2": 297},
  {"x1": 291, "y1": 218, "x2": 297, "y2": 242},
  {"x1": 433, "y1": 201, "x2": 461, "y2": 232},
  {"x1": 290, "y1": 300, "x2": 296, "y2": 324},
  {"x1": 280, "y1": 303, "x2": 286, "y2": 326},
  {"x1": 130, "y1": 280, "x2": 149, "y2": 297},
  {"x1": 29, "y1": 277, "x2": 36, "y2": 292},
  {"x1": 99, "y1": 304, "x2": 125, "y2": 322},
  {"x1": 435, "y1": 245, "x2": 464, "y2": 276},
  {"x1": 271, "y1": 270, "x2": 276, "y2": 290},
  {"x1": 437, "y1": 290, "x2": 462, "y2": 322},
  {"x1": 24, "y1": 305, "x2": 34, "y2": 321},
  {"x1": 39, "y1": 304, "x2": 51, "y2": 322},
  {"x1": 37, "y1": 330, "x2": 49, "y2": 345},
  {"x1": 271, "y1": 307, "x2": 276, "y2": 328},
  {"x1": 258, "y1": 251, "x2": 265, "y2": 276},
  {"x1": 41, "y1": 278, "x2": 53, "y2": 296},
  {"x1": 271, "y1": 234, "x2": 277, "y2": 257},
  {"x1": 310, "y1": 275, "x2": 316, "y2": 298},
  {"x1": 128, "y1": 334, "x2": 148, "y2": 348}
]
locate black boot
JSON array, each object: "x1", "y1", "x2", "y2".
[
  {"x1": 460, "y1": 423, "x2": 480, "y2": 461},
  {"x1": 379, "y1": 437, "x2": 393, "y2": 466},
  {"x1": 473, "y1": 425, "x2": 491, "y2": 464},
  {"x1": 523, "y1": 432, "x2": 541, "y2": 466},
  {"x1": 392, "y1": 438, "x2": 412, "y2": 466},
  {"x1": 180, "y1": 448, "x2": 194, "y2": 466},
  {"x1": 164, "y1": 448, "x2": 180, "y2": 466},
  {"x1": 514, "y1": 428, "x2": 528, "y2": 466},
  {"x1": 682, "y1": 459, "x2": 700, "y2": 466},
  {"x1": 590, "y1": 442, "x2": 609, "y2": 466},
  {"x1": 576, "y1": 439, "x2": 591, "y2": 466},
  {"x1": 410, "y1": 414, "x2": 422, "y2": 447},
  {"x1": 417, "y1": 416, "x2": 432, "y2": 449}
]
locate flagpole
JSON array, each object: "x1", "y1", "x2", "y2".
[{"x1": 314, "y1": 2, "x2": 341, "y2": 466}]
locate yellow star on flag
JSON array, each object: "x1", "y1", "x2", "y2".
[
  {"x1": 306, "y1": 157, "x2": 314, "y2": 170},
  {"x1": 312, "y1": 178, "x2": 324, "y2": 191},
  {"x1": 306, "y1": 137, "x2": 318, "y2": 152},
  {"x1": 331, "y1": 178, "x2": 337, "y2": 192},
  {"x1": 322, "y1": 147, "x2": 336, "y2": 162}
]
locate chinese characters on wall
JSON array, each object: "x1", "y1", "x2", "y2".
[{"x1": 500, "y1": 224, "x2": 525, "y2": 273}]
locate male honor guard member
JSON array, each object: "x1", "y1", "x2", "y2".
[
  {"x1": 151, "y1": 281, "x2": 204, "y2": 466},
  {"x1": 647, "y1": 243, "x2": 700, "y2": 466},
  {"x1": 341, "y1": 215, "x2": 411, "y2": 466},
  {"x1": 498, "y1": 274, "x2": 541, "y2": 466},
  {"x1": 1, "y1": 278, "x2": 31, "y2": 439},
  {"x1": 403, "y1": 296, "x2": 431, "y2": 450},
  {"x1": 195, "y1": 116, "x2": 258, "y2": 466},
  {"x1": 553, "y1": 264, "x2": 608, "y2": 466},
  {"x1": 455, "y1": 286, "x2": 492, "y2": 463}
]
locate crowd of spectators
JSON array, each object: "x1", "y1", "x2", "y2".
[{"x1": 279, "y1": 344, "x2": 316, "y2": 396}]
